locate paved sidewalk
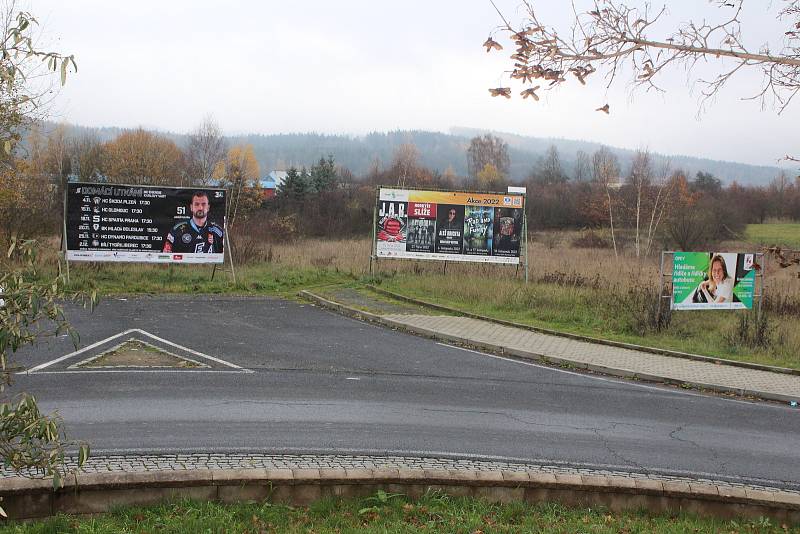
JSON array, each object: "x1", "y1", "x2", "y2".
[
  {"x1": 4, "y1": 453, "x2": 798, "y2": 494},
  {"x1": 303, "y1": 290, "x2": 800, "y2": 403},
  {"x1": 384, "y1": 314, "x2": 800, "y2": 402}
]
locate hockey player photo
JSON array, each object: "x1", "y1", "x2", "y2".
[{"x1": 163, "y1": 191, "x2": 224, "y2": 254}]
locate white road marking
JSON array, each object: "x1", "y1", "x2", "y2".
[
  {"x1": 346, "y1": 377, "x2": 360, "y2": 380},
  {"x1": 435, "y1": 342, "x2": 787, "y2": 408},
  {"x1": 25, "y1": 328, "x2": 139, "y2": 373},
  {"x1": 23, "y1": 328, "x2": 252, "y2": 374},
  {"x1": 68, "y1": 338, "x2": 210, "y2": 369}
]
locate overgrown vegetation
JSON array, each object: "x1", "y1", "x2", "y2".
[
  {"x1": 1, "y1": 492, "x2": 795, "y2": 533},
  {"x1": 1, "y1": 240, "x2": 92, "y2": 510}
]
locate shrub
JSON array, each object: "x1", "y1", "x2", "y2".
[
  {"x1": 724, "y1": 310, "x2": 782, "y2": 350},
  {"x1": 571, "y1": 230, "x2": 612, "y2": 249},
  {"x1": 608, "y1": 283, "x2": 672, "y2": 335}
]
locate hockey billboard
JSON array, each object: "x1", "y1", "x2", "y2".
[
  {"x1": 65, "y1": 183, "x2": 226, "y2": 263},
  {"x1": 375, "y1": 188, "x2": 524, "y2": 265}
]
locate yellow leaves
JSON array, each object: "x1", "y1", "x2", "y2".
[
  {"x1": 102, "y1": 128, "x2": 183, "y2": 185},
  {"x1": 476, "y1": 163, "x2": 506, "y2": 190},
  {"x1": 225, "y1": 144, "x2": 260, "y2": 185}
]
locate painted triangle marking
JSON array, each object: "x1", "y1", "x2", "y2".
[{"x1": 23, "y1": 329, "x2": 252, "y2": 374}]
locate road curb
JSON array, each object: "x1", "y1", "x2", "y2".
[
  {"x1": 299, "y1": 289, "x2": 797, "y2": 403},
  {"x1": 2, "y1": 468, "x2": 798, "y2": 523},
  {"x1": 365, "y1": 285, "x2": 800, "y2": 378}
]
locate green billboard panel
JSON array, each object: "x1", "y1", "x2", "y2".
[{"x1": 672, "y1": 252, "x2": 756, "y2": 310}]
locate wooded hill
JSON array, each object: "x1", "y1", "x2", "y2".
[{"x1": 57, "y1": 123, "x2": 782, "y2": 185}]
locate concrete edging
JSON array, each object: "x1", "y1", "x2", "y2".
[
  {"x1": 365, "y1": 285, "x2": 800, "y2": 378},
  {"x1": 2, "y1": 468, "x2": 799, "y2": 523},
  {"x1": 299, "y1": 289, "x2": 796, "y2": 403}
]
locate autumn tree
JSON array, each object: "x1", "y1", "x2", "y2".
[
  {"x1": 101, "y1": 128, "x2": 185, "y2": 185},
  {"x1": 476, "y1": 163, "x2": 506, "y2": 190},
  {"x1": 217, "y1": 144, "x2": 261, "y2": 229},
  {"x1": 185, "y1": 116, "x2": 226, "y2": 185},
  {"x1": 0, "y1": 2, "x2": 89, "y2": 502},
  {"x1": 467, "y1": 134, "x2": 510, "y2": 183}
]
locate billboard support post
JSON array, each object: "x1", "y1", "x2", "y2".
[
  {"x1": 226, "y1": 232, "x2": 236, "y2": 285},
  {"x1": 657, "y1": 251, "x2": 673, "y2": 323},
  {"x1": 523, "y1": 195, "x2": 529, "y2": 284},
  {"x1": 62, "y1": 186, "x2": 70, "y2": 284},
  {"x1": 369, "y1": 188, "x2": 378, "y2": 277},
  {"x1": 224, "y1": 192, "x2": 236, "y2": 285},
  {"x1": 756, "y1": 252, "x2": 765, "y2": 317}
]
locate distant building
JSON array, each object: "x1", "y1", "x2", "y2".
[
  {"x1": 259, "y1": 178, "x2": 276, "y2": 200},
  {"x1": 267, "y1": 170, "x2": 288, "y2": 188}
]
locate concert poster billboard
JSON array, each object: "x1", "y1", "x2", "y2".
[
  {"x1": 493, "y1": 207, "x2": 523, "y2": 257},
  {"x1": 375, "y1": 188, "x2": 524, "y2": 265},
  {"x1": 65, "y1": 183, "x2": 226, "y2": 264},
  {"x1": 671, "y1": 252, "x2": 756, "y2": 310}
]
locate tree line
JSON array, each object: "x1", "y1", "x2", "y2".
[{"x1": 3, "y1": 124, "x2": 798, "y2": 253}]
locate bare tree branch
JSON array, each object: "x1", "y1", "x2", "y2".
[{"x1": 486, "y1": 1, "x2": 800, "y2": 113}]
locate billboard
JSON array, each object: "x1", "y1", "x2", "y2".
[
  {"x1": 65, "y1": 183, "x2": 226, "y2": 263},
  {"x1": 375, "y1": 188, "x2": 525, "y2": 264},
  {"x1": 672, "y1": 252, "x2": 756, "y2": 310}
]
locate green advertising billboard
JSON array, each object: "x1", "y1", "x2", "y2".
[{"x1": 672, "y1": 252, "x2": 756, "y2": 310}]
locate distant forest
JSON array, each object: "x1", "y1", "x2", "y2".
[{"x1": 59, "y1": 123, "x2": 783, "y2": 186}]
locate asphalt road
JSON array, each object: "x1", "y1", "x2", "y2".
[{"x1": 10, "y1": 296, "x2": 800, "y2": 489}]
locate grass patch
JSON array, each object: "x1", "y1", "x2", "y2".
[
  {"x1": 60, "y1": 262, "x2": 353, "y2": 298},
  {"x1": 746, "y1": 223, "x2": 800, "y2": 249},
  {"x1": 377, "y1": 273, "x2": 800, "y2": 370},
  {"x1": 1, "y1": 492, "x2": 794, "y2": 533}
]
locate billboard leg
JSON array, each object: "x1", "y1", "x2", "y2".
[
  {"x1": 656, "y1": 251, "x2": 666, "y2": 327},
  {"x1": 62, "y1": 188, "x2": 70, "y2": 285},
  {"x1": 523, "y1": 197, "x2": 529, "y2": 284},
  {"x1": 211, "y1": 264, "x2": 217, "y2": 282},
  {"x1": 227, "y1": 232, "x2": 237, "y2": 286}
]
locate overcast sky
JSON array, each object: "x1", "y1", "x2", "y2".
[{"x1": 33, "y1": 0, "x2": 798, "y2": 168}]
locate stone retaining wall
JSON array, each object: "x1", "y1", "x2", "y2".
[{"x1": 3, "y1": 468, "x2": 799, "y2": 523}]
